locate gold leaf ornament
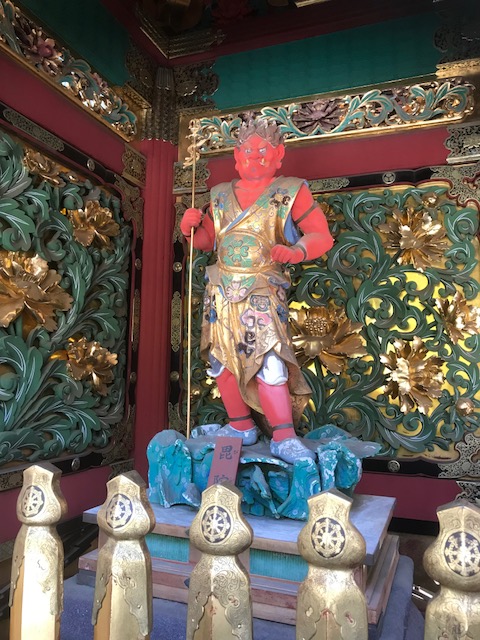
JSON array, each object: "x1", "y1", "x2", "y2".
[
  {"x1": 65, "y1": 337, "x2": 118, "y2": 396},
  {"x1": 435, "y1": 292, "x2": 480, "y2": 344},
  {"x1": 0, "y1": 251, "x2": 72, "y2": 331},
  {"x1": 456, "y1": 397, "x2": 475, "y2": 417},
  {"x1": 378, "y1": 207, "x2": 448, "y2": 272},
  {"x1": 290, "y1": 306, "x2": 368, "y2": 375},
  {"x1": 24, "y1": 148, "x2": 64, "y2": 186},
  {"x1": 380, "y1": 336, "x2": 444, "y2": 414},
  {"x1": 65, "y1": 201, "x2": 120, "y2": 248}
]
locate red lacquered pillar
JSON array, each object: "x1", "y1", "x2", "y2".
[{"x1": 134, "y1": 139, "x2": 177, "y2": 477}]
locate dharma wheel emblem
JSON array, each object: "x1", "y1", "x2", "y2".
[
  {"x1": 201, "y1": 505, "x2": 232, "y2": 543},
  {"x1": 105, "y1": 493, "x2": 133, "y2": 529},
  {"x1": 311, "y1": 517, "x2": 346, "y2": 558},
  {"x1": 444, "y1": 531, "x2": 480, "y2": 577},
  {"x1": 21, "y1": 485, "x2": 45, "y2": 518}
]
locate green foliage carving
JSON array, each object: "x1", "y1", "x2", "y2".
[
  {"x1": 183, "y1": 181, "x2": 480, "y2": 461},
  {"x1": 0, "y1": 130, "x2": 131, "y2": 465},
  {"x1": 196, "y1": 81, "x2": 473, "y2": 156}
]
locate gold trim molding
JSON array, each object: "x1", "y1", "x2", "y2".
[
  {"x1": 114, "y1": 175, "x2": 144, "y2": 238},
  {"x1": 0, "y1": 467, "x2": 23, "y2": 491},
  {"x1": 4, "y1": 108, "x2": 64, "y2": 150},
  {"x1": 430, "y1": 160, "x2": 480, "y2": 206},
  {"x1": 136, "y1": 6, "x2": 225, "y2": 59},
  {"x1": 445, "y1": 123, "x2": 480, "y2": 165},
  {"x1": 122, "y1": 145, "x2": 147, "y2": 188},
  {"x1": 173, "y1": 159, "x2": 210, "y2": 194},
  {"x1": 101, "y1": 405, "x2": 136, "y2": 467},
  {"x1": 173, "y1": 192, "x2": 210, "y2": 243},
  {"x1": 170, "y1": 291, "x2": 182, "y2": 353},
  {"x1": 132, "y1": 289, "x2": 141, "y2": 353},
  {"x1": 456, "y1": 480, "x2": 480, "y2": 503},
  {"x1": 439, "y1": 433, "x2": 480, "y2": 479},
  {"x1": 308, "y1": 177, "x2": 350, "y2": 192}
]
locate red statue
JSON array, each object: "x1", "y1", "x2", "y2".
[{"x1": 181, "y1": 117, "x2": 334, "y2": 463}]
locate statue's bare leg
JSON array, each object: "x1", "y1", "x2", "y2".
[
  {"x1": 214, "y1": 368, "x2": 259, "y2": 445},
  {"x1": 256, "y1": 378, "x2": 314, "y2": 462},
  {"x1": 256, "y1": 378, "x2": 296, "y2": 440}
]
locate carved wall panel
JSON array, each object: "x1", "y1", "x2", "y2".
[{"x1": 0, "y1": 127, "x2": 137, "y2": 486}]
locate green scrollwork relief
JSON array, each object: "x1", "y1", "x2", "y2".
[
  {"x1": 0, "y1": 130, "x2": 132, "y2": 467},
  {"x1": 296, "y1": 182, "x2": 479, "y2": 459},
  {"x1": 182, "y1": 80, "x2": 475, "y2": 162},
  {"x1": 182, "y1": 178, "x2": 480, "y2": 462}
]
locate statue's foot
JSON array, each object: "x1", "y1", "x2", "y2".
[
  {"x1": 217, "y1": 423, "x2": 260, "y2": 446},
  {"x1": 270, "y1": 437, "x2": 316, "y2": 464}
]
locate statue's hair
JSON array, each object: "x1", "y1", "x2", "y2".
[{"x1": 237, "y1": 112, "x2": 284, "y2": 147}]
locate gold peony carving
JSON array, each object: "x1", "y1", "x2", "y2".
[
  {"x1": 378, "y1": 207, "x2": 448, "y2": 271},
  {"x1": 435, "y1": 292, "x2": 480, "y2": 344},
  {"x1": 289, "y1": 306, "x2": 367, "y2": 375},
  {"x1": 65, "y1": 201, "x2": 120, "y2": 248},
  {"x1": 0, "y1": 251, "x2": 72, "y2": 331},
  {"x1": 380, "y1": 336, "x2": 444, "y2": 414},
  {"x1": 61, "y1": 337, "x2": 118, "y2": 396},
  {"x1": 24, "y1": 148, "x2": 79, "y2": 186}
]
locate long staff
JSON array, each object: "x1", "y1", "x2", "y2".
[{"x1": 186, "y1": 120, "x2": 200, "y2": 439}]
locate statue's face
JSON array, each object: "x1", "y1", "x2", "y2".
[{"x1": 234, "y1": 134, "x2": 285, "y2": 182}]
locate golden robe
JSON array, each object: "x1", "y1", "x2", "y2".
[{"x1": 201, "y1": 177, "x2": 311, "y2": 418}]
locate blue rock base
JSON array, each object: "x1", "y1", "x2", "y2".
[{"x1": 147, "y1": 424, "x2": 381, "y2": 520}]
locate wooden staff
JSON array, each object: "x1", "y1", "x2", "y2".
[{"x1": 186, "y1": 119, "x2": 200, "y2": 439}]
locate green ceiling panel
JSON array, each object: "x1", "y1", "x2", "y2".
[
  {"x1": 18, "y1": 0, "x2": 131, "y2": 85},
  {"x1": 213, "y1": 13, "x2": 441, "y2": 109}
]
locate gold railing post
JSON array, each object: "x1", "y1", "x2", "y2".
[
  {"x1": 296, "y1": 489, "x2": 368, "y2": 640},
  {"x1": 9, "y1": 463, "x2": 67, "y2": 640},
  {"x1": 187, "y1": 482, "x2": 253, "y2": 640},
  {"x1": 424, "y1": 499, "x2": 480, "y2": 639},
  {"x1": 92, "y1": 471, "x2": 155, "y2": 640}
]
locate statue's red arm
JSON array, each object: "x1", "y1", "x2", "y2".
[
  {"x1": 180, "y1": 207, "x2": 215, "y2": 251},
  {"x1": 271, "y1": 183, "x2": 334, "y2": 264}
]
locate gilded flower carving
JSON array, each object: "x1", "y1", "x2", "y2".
[
  {"x1": 378, "y1": 206, "x2": 448, "y2": 271},
  {"x1": 292, "y1": 99, "x2": 345, "y2": 134},
  {"x1": 65, "y1": 201, "x2": 120, "y2": 248},
  {"x1": 24, "y1": 148, "x2": 65, "y2": 186},
  {"x1": 435, "y1": 292, "x2": 480, "y2": 344},
  {"x1": 14, "y1": 15, "x2": 63, "y2": 76},
  {"x1": 380, "y1": 337, "x2": 444, "y2": 414},
  {"x1": 0, "y1": 251, "x2": 72, "y2": 331},
  {"x1": 62, "y1": 337, "x2": 118, "y2": 396},
  {"x1": 290, "y1": 306, "x2": 367, "y2": 374}
]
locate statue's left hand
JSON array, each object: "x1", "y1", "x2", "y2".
[{"x1": 271, "y1": 244, "x2": 304, "y2": 264}]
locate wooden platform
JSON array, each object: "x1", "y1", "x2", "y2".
[{"x1": 80, "y1": 494, "x2": 398, "y2": 626}]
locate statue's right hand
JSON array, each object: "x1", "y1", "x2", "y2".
[{"x1": 180, "y1": 208, "x2": 203, "y2": 236}]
